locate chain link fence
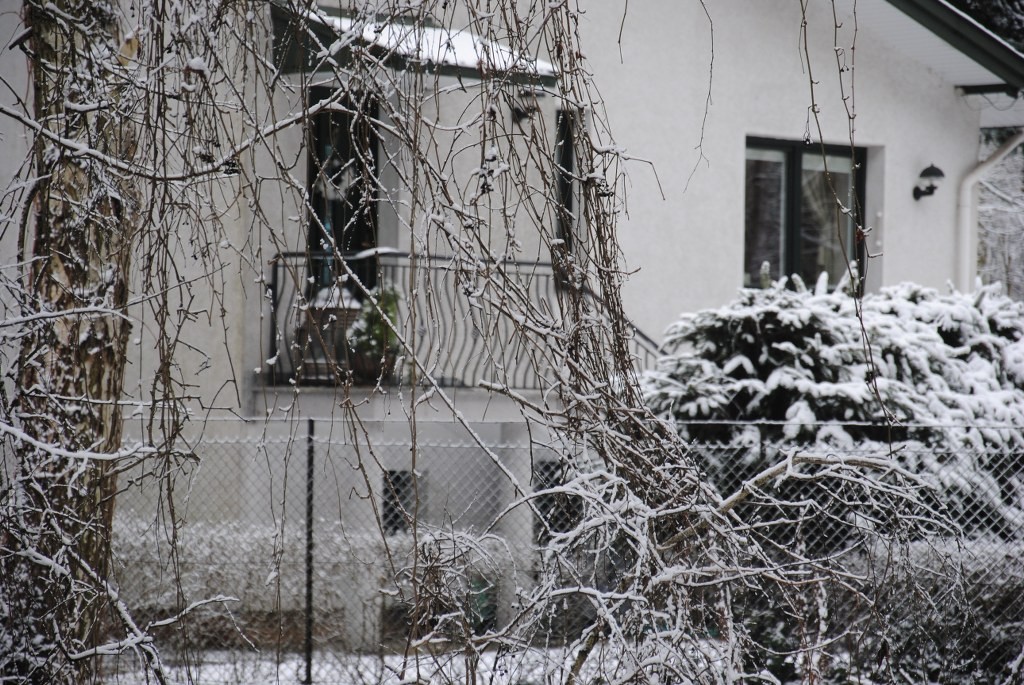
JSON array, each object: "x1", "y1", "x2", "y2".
[
  {"x1": 103, "y1": 421, "x2": 1024, "y2": 684},
  {"x1": 108, "y1": 421, "x2": 552, "y2": 683},
  {"x1": 684, "y1": 425, "x2": 1024, "y2": 684}
]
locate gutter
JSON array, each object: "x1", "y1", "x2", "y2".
[{"x1": 957, "y1": 128, "x2": 1024, "y2": 291}]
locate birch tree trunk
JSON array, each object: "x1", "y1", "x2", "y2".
[{"x1": 2, "y1": 1, "x2": 136, "y2": 682}]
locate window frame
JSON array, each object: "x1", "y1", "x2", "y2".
[
  {"x1": 307, "y1": 86, "x2": 381, "y2": 293},
  {"x1": 745, "y1": 136, "x2": 867, "y2": 289}
]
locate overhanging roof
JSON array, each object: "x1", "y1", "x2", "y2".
[
  {"x1": 842, "y1": 0, "x2": 1024, "y2": 127},
  {"x1": 271, "y1": 3, "x2": 556, "y2": 87},
  {"x1": 885, "y1": 0, "x2": 1024, "y2": 93}
]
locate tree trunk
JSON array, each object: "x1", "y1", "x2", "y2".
[{"x1": 2, "y1": 1, "x2": 135, "y2": 682}]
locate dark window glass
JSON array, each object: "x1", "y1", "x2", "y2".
[
  {"x1": 799, "y1": 152, "x2": 856, "y2": 285},
  {"x1": 744, "y1": 139, "x2": 864, "y2": 289},
  {"x1": 555, "y1": 110, "x2": 575, "y2": 250},
  {"x1": 308, "y1": 87, "x2": 380, "y2": 293},
  {"x1": 744, "y1": 148, "x2": 786, "y2": 286}
]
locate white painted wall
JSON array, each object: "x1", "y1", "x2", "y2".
[
  {"x1": 0, "y1": 0, "x2": 33, "y2": 311},
  {"x1": 578, "y1": 0, "x2": 985, "y2": 342},
  {"x1": 0, "y1": 0, "x2": 994, "y2": 414}
]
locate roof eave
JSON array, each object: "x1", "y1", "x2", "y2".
[
  {"x1": 884, "y1": 0, "x2": 1024, "y2": 91},
  {"x1": 270, "y1": 2, "x2": 557, "y2": 87}
]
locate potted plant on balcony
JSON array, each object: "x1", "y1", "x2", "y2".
[{"x1": 347, "y1": 285, "x2": 400, "y2": 384}]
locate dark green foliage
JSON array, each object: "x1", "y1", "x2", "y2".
[
  {"x1": 642, "y1": 279, "x2": 1024, "y2": 683},
  {"x1": 347, "y1": 285, "x2": 400, "y2": 383},
  {"x1": 348, "y1": 285, "x2": 400, "y2": 360},
  {"x1": 644, "y1": 279, "x2": 1024, "y2": 453},
  {"x1": 949, "y1": 0, "x2": 1024, "y2": 51},
  {"x1": 644, "y1": 280, "x2": 1024, "y2": 539}
]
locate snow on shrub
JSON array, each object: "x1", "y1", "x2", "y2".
[
  {"x1": 642, "y1": 278, "x2": 1024, "y2": 537},
  {"x1": 112, "y1": 517, "x2": 513, "y2": 651}
]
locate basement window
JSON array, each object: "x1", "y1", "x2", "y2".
[
  {"x1": 532, "y1": 460, "x2": 582, "y2": 544},
  {"x1": 382, "y1": 469, "x2": 416, "y2": 535}
]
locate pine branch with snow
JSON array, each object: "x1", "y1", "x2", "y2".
[{"x1": 643, "y1": 279, "x2": 1024, "y2": 538}]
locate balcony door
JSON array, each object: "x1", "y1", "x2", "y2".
[{"x1": 308, "y1": 86, "x2": 380, "y2": 294}]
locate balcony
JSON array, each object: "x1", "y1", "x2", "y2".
[{"x1": 266, "y1": 250, "x2": 659, "y2": 390}]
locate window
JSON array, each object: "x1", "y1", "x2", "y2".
[
  {"x1": 382, "y1": 469, "x2": 416, "y2": 535},
  {"x1": 308, "y1": 87, "x2": 380, "y2": 292},
  {"x1": 555, "y1": 109, "x2": 575, "y2": 250},
  {"x1": 744, "y1": 138, "x2": 865, "y2": 288}
]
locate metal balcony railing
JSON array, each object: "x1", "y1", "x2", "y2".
[{"x1": 266, "y1": 250, "x2": 660, "y2": 389}]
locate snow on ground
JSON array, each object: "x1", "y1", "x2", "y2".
[{"x1": 105, "y1": 646, "x2": 623, "y2": 685}]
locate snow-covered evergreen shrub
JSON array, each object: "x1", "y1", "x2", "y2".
[
  {"x1": 643, "y1": 278, "x2": 1024, "y2": 683},
  {"x1": 642, "y1": 278, "x2": 1024, "y2": 538}
]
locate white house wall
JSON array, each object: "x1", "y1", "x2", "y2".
[
  {"x1": 0, "y1": 0, "x2": 30, "y2": 425},
  {"x1": 248, "y1": 58, "x2": 567, "y2": 412},
  {"x1": 0, "y1": 0, "x2": 30, "y2": 297},
  {"x1": 0, "y1": 1, "x2": 995, "y2": 414},
  {"x1": 578, "y1": 0, "x2": 985, "y2": 341}
]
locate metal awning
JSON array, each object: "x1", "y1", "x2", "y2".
[{"x1": 271, "y1": 3, "x2": 557, "y2": 86}]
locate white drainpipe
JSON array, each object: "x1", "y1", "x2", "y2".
[{"x1": 958, "y1": 127, "x2": 1024, "y2": 291}]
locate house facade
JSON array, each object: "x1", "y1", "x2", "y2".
[
  {"x1": 579, "y1": 0, "x2": 1024, "y2": 340},
  {"x1": 4, "y1": 0, "x2": 1023, "y2": 423},
  {"x1": 231, "y1": 0, "x2": 1024, "y2": 423},
  {"x1": 3, "y1": 0, "x2": 1024, "y2": 652}
]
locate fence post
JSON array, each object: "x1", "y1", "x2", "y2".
[
  {"x1": 304, "y1": 417, "x2": 314, "y2": 684},
  {"x1": 269, "y1": 258, "x2": 280, "y2": 383}
]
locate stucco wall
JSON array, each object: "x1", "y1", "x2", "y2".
[
  {"x1": 0, "y1": 0, "x2": 996, "y2": 415},
  {"x1": 0, "y1": 0, "x2": 32, "y2": 333},
  {"x1": 578, "y1": 0, "x2": 984, "y2": 342}
]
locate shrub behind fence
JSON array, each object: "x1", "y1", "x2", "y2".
[{"x1": 106, "y1": 421, "x2": 1024, "y2": 684}]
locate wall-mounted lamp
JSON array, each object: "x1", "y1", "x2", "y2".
[{"x1": 913, "y1": 164, "x2": 945, "y2": 200}]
